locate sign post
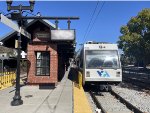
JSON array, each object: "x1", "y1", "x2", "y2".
[
  {"x1": 0, "y1": 14, "x2": 31, "y2": 39},
  {"x1": 0, "y1": 14, "x2": 31, "y2": 106},
  {"x1": 1, "y1": 1, "x2": 79, "y2": 106},
  {"x1": 11, "y1": 29, "x2": 23, "y2": 106}
]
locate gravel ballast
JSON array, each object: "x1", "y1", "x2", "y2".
[
  {"x1": 112, "y1": 85, "x2": 150, "y2": 113},
  {"x1": 95, "y1": 92, "x2": 131, "y2": 113}
]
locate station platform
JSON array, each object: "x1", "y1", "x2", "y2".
[
  {"x1": 74, "y1": 83, "x2": 93, "y2": 113},
  {"x1": 0, "y1": 67, "x2": 92, "y2": 113}
]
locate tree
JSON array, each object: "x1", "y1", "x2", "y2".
[{"x1": 118, "y1": 9, "x2": 150, "y2": 68}]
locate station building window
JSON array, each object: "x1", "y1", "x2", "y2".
[{"x1": 36, "y1": 51, "x2": 50, "y2": 76}]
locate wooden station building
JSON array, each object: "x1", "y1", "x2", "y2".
[{"x1": 0, "y1": 19, "x2": 76, "y2": 85}]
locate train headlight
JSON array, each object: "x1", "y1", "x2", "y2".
[
  {"x1": 86, "y1": 71, "x2": 90, "y2": 77},
  {"x1": 116, "y1": 71, "x2": 120, "y2": 77}
]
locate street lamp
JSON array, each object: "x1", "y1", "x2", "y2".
[
  {"x1": 6, "y1": 0, "x2": 35, "y2": 12},
  {"x1": 29, "y1": 0, "x2": 35, "y2": 12},
  {"x1": 6, "y1": 0, "x2": 35, "y2": 106},
  {"x1": 5, "y1": 0, "x2": 79, "y2": 106},
  {"x1": 6, "y1": 0, "x2": 12, "y2": 11}
]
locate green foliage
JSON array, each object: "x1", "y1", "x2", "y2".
[{"x1": 118, "y1": 9, "x2": 150, "y2": 67}]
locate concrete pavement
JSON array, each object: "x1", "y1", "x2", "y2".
[{"x1": 0, "y1": 70, "x2": 73, "y2": 113}]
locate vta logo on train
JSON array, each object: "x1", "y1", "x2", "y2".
[{"x1": 97, "y1": 70, "x2": 110, "y2": 77}]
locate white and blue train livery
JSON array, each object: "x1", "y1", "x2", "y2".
[{"x1": 76, "y1": 41, "x2": 122, "y2": 90}]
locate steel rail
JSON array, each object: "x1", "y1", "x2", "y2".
[
  {"x1": 89, "y1": 91, "x2": 107, "y2": 113},
  {"x1": 89, "y1": 89, "x2": 145, "y2": 113},
  {"x1": 110, "y1": 89, "x2": 144, "y2": 113}
]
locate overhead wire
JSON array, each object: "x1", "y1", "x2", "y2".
[
  {"x1": 83, "y1": 1, "x2": 105, "y2": 43},
  {"x1": 83, "y1": 1, "x2": 100, "y2": 42}
]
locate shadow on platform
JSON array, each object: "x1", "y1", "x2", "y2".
[{"x1": 39, "y1": 84, "x2": 56, "y2": 90}]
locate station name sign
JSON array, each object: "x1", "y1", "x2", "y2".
[
  {"x1": 35, "y1": 32, "x2": 50, "y2": 39},
  {"x1": 51, "y1": 30, "x2": 75, "y2": 41}
]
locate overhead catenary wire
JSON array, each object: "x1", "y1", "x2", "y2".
[
  {"x1": 83, "y1": 1, "x2": 105, "y2": 43},
  {"x1": 83, "y1": 1, "x2": 99, "y2": 42}
]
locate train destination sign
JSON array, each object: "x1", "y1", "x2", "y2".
[
  {"x1": 51, "y1": 30, "x2": 75, "y2": 41},
  {"x1": 0, "y1": 14, "x2": 31, "y2": 39}
]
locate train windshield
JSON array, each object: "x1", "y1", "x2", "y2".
[{"x1": 85, "y1": 50, "x2": 120, "y2": 69}]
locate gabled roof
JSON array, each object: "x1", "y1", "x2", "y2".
[
  {"x1": 0, "y1": 19, "x2": 56, "y2": 42},
  {"x1": 0, "y1": 30, "x2": 17, "y2": 42},
  {"x1": 25, "y1": 19, "x2": 56, "y2": 28}
]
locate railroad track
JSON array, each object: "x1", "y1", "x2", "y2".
[{"x1": 89, "y1": 89, "x2": 145, "y2": 113}]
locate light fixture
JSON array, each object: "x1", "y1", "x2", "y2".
[
  {"x1": 6, "y1": 0, "x2": 13, "y2": 5},
  {"x1": 6, "y1": 0, "x2": 13, "y2": 11},
  {"x1": 29, "y1": 0, "x2": 35, "y2": 12},
  {"x1": 29, "y1": 0, "x2": 35, "y2": 4}
]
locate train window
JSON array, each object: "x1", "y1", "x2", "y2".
[
  {"x1": 35, "y1": 51, "x2": 50, "y2": 76},
  {"x1": 85, "y1": 50, "x2": 120, "y2": 69}
]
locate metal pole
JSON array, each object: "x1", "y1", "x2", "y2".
[
  {"x1": 11, "y1": 28, "x2": 23, "y2": 106},
  {"x1": 11, "y1": 10, "x2": 23, "y2": 106},
  {"x1": 6, "y1": 0, "x2": 35, "y2": 106},
  {"x1": 67, "y1": 19, "x2": 71, "y2": 30},
  {"x1": 55, "y1": 20, "x2": 59, "y2": 29},
  {"x1": 2, "y1": 60, "x2": 3, "y2": 76}
]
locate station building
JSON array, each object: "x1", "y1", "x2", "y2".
[{"x1": 0, "y1": 19, "x2": 75, "y2": 85}]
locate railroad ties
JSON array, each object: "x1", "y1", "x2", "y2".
[{"x1": 89, "y1": 89, "x2": 145, "y2": 113}]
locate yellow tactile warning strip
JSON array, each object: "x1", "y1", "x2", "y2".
[{"x1": 73, "y1": 83, "x2": 93, "y2": 113}]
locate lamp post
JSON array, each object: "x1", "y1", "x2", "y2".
[
  {"x1": 5, "y1": 0, "x2": 79, "y2": 106},
  {"x1": 11, "y1": 30, "x2": 23, "y2": 106},
  {"x1": 6, "y1": 0, "x2": 35, "y2": 106}
]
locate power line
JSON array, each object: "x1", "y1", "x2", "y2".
[
  {"x1": 83, "y1": 1, "x2": 105, "y2": 43},
  {"x1": 82, "y1": 1, "x2": 99, "y2": 42},
  {"x1": 84, "y1": 2, "x2": 105, "y2": 42}
]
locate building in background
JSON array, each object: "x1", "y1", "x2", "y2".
[
  {"x1": 0, "y1": 46, "x2": 17, "y2": 74},
  {"x1": 0, "y1": 19, "x2": 76, "y2": 85}
]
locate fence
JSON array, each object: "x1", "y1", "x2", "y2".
[
  {"x1": 0, "y1": 72, "x2": 16, "y2": 90},
  {"x1": 122, "y1": 67, "x2": 150, "y2": 80}
]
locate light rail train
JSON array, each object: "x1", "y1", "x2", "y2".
[{"x1": 75, "y1": 41, "x2": 122, "y2": 90}]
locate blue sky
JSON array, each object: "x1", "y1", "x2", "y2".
[{"x1": 0, "y1": 1, "x2": 150, "y2": 50}]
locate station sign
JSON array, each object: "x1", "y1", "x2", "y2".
[
  {"x1": 0, "y1": 14, "x2": 31, "y2": 39},
  {"x1": 51, "y1": 30, "x2": 75, "y2": 41},
  {"x1": 35, "y1": 32, "x2": 50, "y2": 39}
]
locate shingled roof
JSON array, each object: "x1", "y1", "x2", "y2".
[
  {"x1": 0, "y1": 18, "x2": 75, "y2": 58},
  {"x1": 0, "y1": 19, "x2": 56, "y2": 42}
]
